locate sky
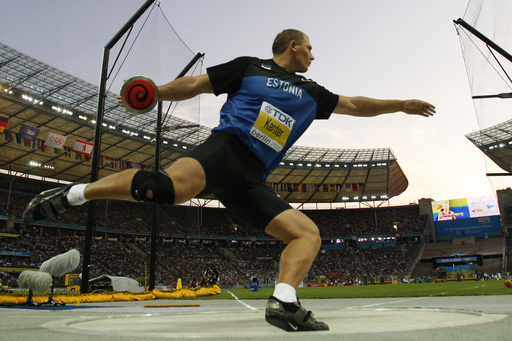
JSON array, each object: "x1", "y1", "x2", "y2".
[{"x1": 1, "y1": 0, "x2": 508, "y2": 206}]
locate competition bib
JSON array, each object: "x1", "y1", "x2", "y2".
[{"x1": 250, "y1": 101, "x2": 295, "y2": 152}]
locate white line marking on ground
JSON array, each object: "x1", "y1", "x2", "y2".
[
  {"x1": 345, "y1": 296, "x2": 431, "y2": 309},
  {"x1": 227, "y1": 291, "x2": 258, "y2": 311}
]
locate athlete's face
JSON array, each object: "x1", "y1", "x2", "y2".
[{"x1": 294, "y1": 36, "x2": 314, "y2": 73}]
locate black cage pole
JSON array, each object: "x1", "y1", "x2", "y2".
[
  {"x1": 148, "y1": 52, "x2": 204, "y2": 290},
  {"x1": 455, "y1": 19, "x2": 512, "y2": 101},
  {"x1": 81, "y1": 0, "x2": 156, "y2": 294},
  {"x1": 455, "y1": 18, "x2": 512, "y2": 64}
]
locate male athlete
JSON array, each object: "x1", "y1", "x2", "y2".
[{"x1": 23, "y1": 29, "x2": 435, "y2": 331}]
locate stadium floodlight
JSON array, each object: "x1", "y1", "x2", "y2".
[{"x1": 29, "y1": 160, "x2": 41, "y2": 167}]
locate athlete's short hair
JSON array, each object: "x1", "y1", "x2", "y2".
[{"x1": 272, "y1": 29, "x2": 307, "y2": 55}]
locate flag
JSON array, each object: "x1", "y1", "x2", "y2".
[
  {"x1": 76, "y1": 153, "x2": 89, "y2": 162},
  {"x1": 45, "y1": 132, "x2": 67, "y2": 149},
  {"x1": 73, "y1": 140, "x2": 93, "y2": 156},
  {"x1": 64, "y1": 146, "x2": 73, "y2": 158},
  {"x1": 0, "y1": 116, "x2": 8, "y2": 133},
  {"x1": 37, "y1": 139, "x2": 45, "y2": 152},
  {"x1": 18, "y1": 123, "x2": 40, "y2": 142},
  {"x1": 22, "y1": 138, "x2": 34, "y2": 149},
  {"x1": 140, "y1": 164, "x2": 153, "y2": 172},
  {"x1": 5, "y1": 131, "x2": 14, "y2": 142},
  {"x1": 121, "y1": 160, "x2": 139, "y2": 170},
  {"x1": 100, "y1": 156, "x2": 118, "y2": 169}
]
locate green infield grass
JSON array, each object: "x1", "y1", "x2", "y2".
[
  {"x1": 4, "y1": 280, "x2": 511, "y2": 301},
  {"x1": 202, "y1": 280, "x2": 512, "y2": 300}
]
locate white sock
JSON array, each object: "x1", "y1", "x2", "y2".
[
  {"x1": 66, "y1": 184, "x2": 88, "y2": 206},
  {"x1": 272, "y1": 283, "x2": 297, "y2": 303}
]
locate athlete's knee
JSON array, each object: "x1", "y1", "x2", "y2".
[
  {"x1": 130, "y1": 170, "x2": 175, "y2": 205},
  {"x1": 303, "y1": 224, "x2": 322, "y2": 249}
]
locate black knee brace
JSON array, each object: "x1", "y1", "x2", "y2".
[{"x1": 130, "y1": 170, "x2": 175, "y2": 205}]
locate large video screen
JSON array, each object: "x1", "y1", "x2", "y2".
[
  {"x1": 431, "y1": 195, "x2": 502, "y2": 240},
  {"x1": 431, "y1": 195, "x2": 499, "y2": 221}
]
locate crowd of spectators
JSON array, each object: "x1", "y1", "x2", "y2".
[
  {"x1": 357, "y1": 248, "x2": 412, "y2": 279},
  {"x1": 0, "y1": 190, "x2": 425, "y2": 238},
  {"x1": 1, "y1": 224, "x2": 418, "y2": 289},
  {"x1": 307, "y1": 249, "x2": 364, "y2": 284},
  {"x1": 0, "y1": 181, "x2": 427, "y2": 288}
]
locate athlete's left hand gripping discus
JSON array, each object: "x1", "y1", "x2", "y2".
[{"x1": 120, "y1": 76, "x2": 159, "y2": 114}]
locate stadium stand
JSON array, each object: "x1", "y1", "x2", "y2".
[{"x1": 1, "y1": 175, "x2": 510, "y2": 289}]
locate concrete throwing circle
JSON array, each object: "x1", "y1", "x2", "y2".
[{"x1": 43, "y1": 308, "x2": 507, "y2": 339}]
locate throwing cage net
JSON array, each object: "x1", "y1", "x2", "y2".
[{"x1": 455, "y1": 0, "x2": 512, "y2": 191}]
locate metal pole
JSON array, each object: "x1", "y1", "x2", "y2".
[
  {"x1": 455, "y1": 18, "x2": 512, "y2": 64},
  {"x1": 149, "y1": 101, "x2": 162, "y2": 291},
  {"x1": 81, "y1": 46, "x2": 110, "y2": 293},
  {"x1": 147, "y1": 52, "x2": 204, "y2": 290},
  {"x1": 81, "y1": 0, "x2": 157, "y2": 294}
]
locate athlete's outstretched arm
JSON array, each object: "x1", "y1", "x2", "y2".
[
  {"x1": 333, "y1": 95, "x2": 435, "y2": 118},
  {"x1": 157, "y1": 74, "x2": 214, "y2": 101},
  {"x1": 117, "y1": 74, "x2": 214, "y2": 108}
]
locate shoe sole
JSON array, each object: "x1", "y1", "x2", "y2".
[
  {"x1": 265, "y1": 313, "x2": 296, "y2": 332},
  {"x1": 22, "y1": 187, "x2": 69, "y2": 223}
]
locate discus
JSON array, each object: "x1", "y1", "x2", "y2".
[{"x1": 120, "y1": 75, "x2": 159, "y2": 114}]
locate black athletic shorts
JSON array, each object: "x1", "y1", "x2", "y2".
[{"x1": 182, "y1": 131, "x2": 292, "y2": 230}]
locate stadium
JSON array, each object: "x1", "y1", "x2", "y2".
[{"x1": 1, "y1": 1, "x2": 512, "y2": 340}]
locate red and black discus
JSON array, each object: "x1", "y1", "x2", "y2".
[{"x1": 120, "y1": 75, "x2": 159, "y2": 115}]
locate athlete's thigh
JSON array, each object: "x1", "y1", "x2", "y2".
[
  {"x1": 264, "y1": 208, "x2": 320, "y2": 244},
  {"x1": 215, "y1": 184, "x2": 292, "y2": 231},
  {"x1": 163, "y1": 157, "x2": 206, "y2": 204}
]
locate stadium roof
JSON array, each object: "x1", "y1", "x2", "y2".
[
  {"x1": 466, "y1": 119, "x2": 512, "y2": 173},
  {"x1": 0, "y1": 42, "x2": 408, "y2": 204}
]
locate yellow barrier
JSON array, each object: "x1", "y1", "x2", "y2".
[{"x1": 0, "y1": 285, "x2": 221, "y2": 305}]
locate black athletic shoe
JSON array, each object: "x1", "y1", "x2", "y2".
[
  {"x1": 265, "y1": 296, "x2": 329, "y2": 332},
  {"x1": 23, "y1": 184, "x2": 74, "y2": 224}
]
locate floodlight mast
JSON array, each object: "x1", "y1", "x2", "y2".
[{"x1": 81, "y1": 0, "x2": 157, "y2": 294}]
